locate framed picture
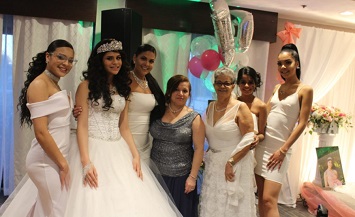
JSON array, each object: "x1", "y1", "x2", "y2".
[{"x1": 316, "y1": 146, "x2": 345, "y2": 189}]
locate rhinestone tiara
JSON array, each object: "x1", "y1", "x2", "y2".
[{"x1": 96, "y1": 40, "x2": 123, "y2": 54}]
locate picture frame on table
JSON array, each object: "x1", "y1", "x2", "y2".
[{"x1": 316, "y1": 146, "x2": 345, "y2": 189}]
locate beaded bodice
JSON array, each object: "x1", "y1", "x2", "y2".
[{"x1": 88, "y1": 95, "x2": 125, "y2": 141}]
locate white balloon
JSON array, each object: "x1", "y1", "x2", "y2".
[
  {"x1": 236, "y1": 52, "x2": 249, "y2": 66},
  {"x1": 230, "y1": 10, "x2": 254, "y2": 53},
  {"x1": 191, "y1": 36, "x2": 212, "y2": 56},
  {"x1": 209, "y1": 0, "x2": 236, "y2": 67}
]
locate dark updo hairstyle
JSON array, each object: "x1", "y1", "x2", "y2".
[
  {"x1": 279, "y1": 43, "x2": 301, "y2": 80},
  {"x1": 82, "y1": 38, "x2": 131, "y2": 110},
  {"x1": 165, "y1": 74, "x2": 191, "y2": 105},
  {"x1": 236, "y1": 66, "x2": 262, "y2": 92},
  {"x1": 132, "y1": 44, "x2": 166, "y2": 125},
  {"x1": 18, "y1": 39, "x2": 74, "y2": 127}
]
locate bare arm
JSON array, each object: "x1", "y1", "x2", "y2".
[
  {"x1": 185, "y1": 114, "x2": 205, "y2": 194},
  {"x1": 28, "y1": 78, "x2": 69, "y2": 190},
  {"x1": 250, "y1": 99, "x2": 267, "y2": 149},
  {"x1": 76, "y1": 81, "x2": 98, "y2": 188},
  {"x1": 256, "y1": 101, "x2": 267, "y2": 142},
  {"x1": 233, "y1": 102, "x2": 255, "y2": 161},
  {"x1": 225, "y1": 102, "x2": 254, "y2": 181},
  {"x1": 119, "y1": 100, "x2": 142, "y2": 180}
]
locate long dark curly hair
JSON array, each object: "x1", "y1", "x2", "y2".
[
  {"x1": 132, "y1": 44, "x2": 165, "y2": 125},
  {"x1": 18, "y1": 39, "x2": 74, "y2": 127},
  {"x1": 83, "y1": 39, "x2": 131, "y2": 110}
]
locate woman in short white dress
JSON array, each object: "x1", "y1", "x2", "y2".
[{"x1": 254, "y1": 43, "x2": 313, "y2": 217}]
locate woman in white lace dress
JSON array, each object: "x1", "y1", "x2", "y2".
[
  {"x1": 64, "y1": 39, "x2": 181, "y2": 217},
  {"x1": 199, "y1": 66, "x2": 256, "y2": 217}
]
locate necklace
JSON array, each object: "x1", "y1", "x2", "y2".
[
  {"x1": 44, "y1": 70, "x2": 60, "y2": 82},
  {"x1": 214, "y1": 103, "x2": 227, "y2": 112},
  {"x1": 132, "y1": 71, "x2": 148, "y2": 89},
  {"x1": 44, "y1": 70, "x2": 61, "y2": 90},
  {"x1": 168, "y1": 103, "x2": 184, "y2": 114}
]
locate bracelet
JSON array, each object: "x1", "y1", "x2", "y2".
[
  {"x1": 279, "y1": 148, "x2": 286, "y2": 155},
  {"x1": 82, "y1": 162, "x2": 92, "y2": 178},
  {"x1": 189, "y1": 174, "x2": 197, "y2": 180}
]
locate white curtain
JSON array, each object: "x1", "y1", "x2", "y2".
[
  {"x1": 142, "y1": 28, "x2": 192, "y2": 91},
  {"x1": 281, "y1": 25, "x2": 355, "y2": 206},
  {"x1": 12, "y1": 16, "x2": 93, "y2": 185}
]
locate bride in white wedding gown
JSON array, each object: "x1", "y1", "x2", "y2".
[{"x1": 64, "y1": 39, "x2": 181, "y2": 217}]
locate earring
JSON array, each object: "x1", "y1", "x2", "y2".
[{"x1": 297, "y1": 66, "x2": 300, "y2": 69}]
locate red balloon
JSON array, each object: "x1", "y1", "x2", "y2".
[
  {"x1": 188, "y1": 56, "x2": 204, "y2": 78},
  {"x1": 201, "y1": 49, "x2": 221, "y2": 71}
]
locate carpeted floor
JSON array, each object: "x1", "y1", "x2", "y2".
[{"x1": 1, "y1": 189, "x2": 314, "y2": 216}]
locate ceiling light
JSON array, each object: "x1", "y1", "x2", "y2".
[{"x1": 340, "y1": 11, "x2": 353, "y2": 15}]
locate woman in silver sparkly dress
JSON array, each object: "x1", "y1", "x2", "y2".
[{"x1": 150, "y1": 75, "x2": 205, "y2": 217}]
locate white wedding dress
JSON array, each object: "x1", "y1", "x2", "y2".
[
  {"x1": 128, "y1": 92, "x2": 156, "y2": 164},
  {"x1": 64, "y1": 95, "x2": 181, "y2": 217}
]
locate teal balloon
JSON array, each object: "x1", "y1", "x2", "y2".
[
  {"x1": 204, "y1": 72, "x2": 216, "y2": 93},
  {"x1": 200, "y1": 70, "x2": 210, "y2": 80}
]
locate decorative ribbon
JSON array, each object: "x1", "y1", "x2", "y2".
[{"x1": 277, "y1": 22, "x2": 302, "y2": 45}]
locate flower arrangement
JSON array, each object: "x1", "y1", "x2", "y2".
[{"x1": 307, "y1": 104, "x2": 352, "y2": 134}]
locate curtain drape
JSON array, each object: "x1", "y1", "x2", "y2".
[
  {"x1": 280, "y1": 25, "x2": 355, "y2": 206},
  {"x1": 12, "y1": 16, "x2": 93, "y2": 185},
  {"x1": 0, "y1": 14, "x2": 15, "y2": 195},
  {"x1": 142, "y1": 28, "x2": 192, "y2": 92}
]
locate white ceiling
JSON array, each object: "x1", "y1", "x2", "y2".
[{"x1": 204, "y1": 0, "x2": 355, "y2": 30}]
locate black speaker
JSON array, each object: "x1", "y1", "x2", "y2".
[
  {"x1": 316, "y1": 204, "x2": 328, "y2": 217},
  {"x1": 101, "y1": 8, "x2": 142, "y2": 63}
]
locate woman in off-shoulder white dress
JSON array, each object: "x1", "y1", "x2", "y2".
[{"x1": 0, "y1": 40, "x2": 75, "y2": 217}]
